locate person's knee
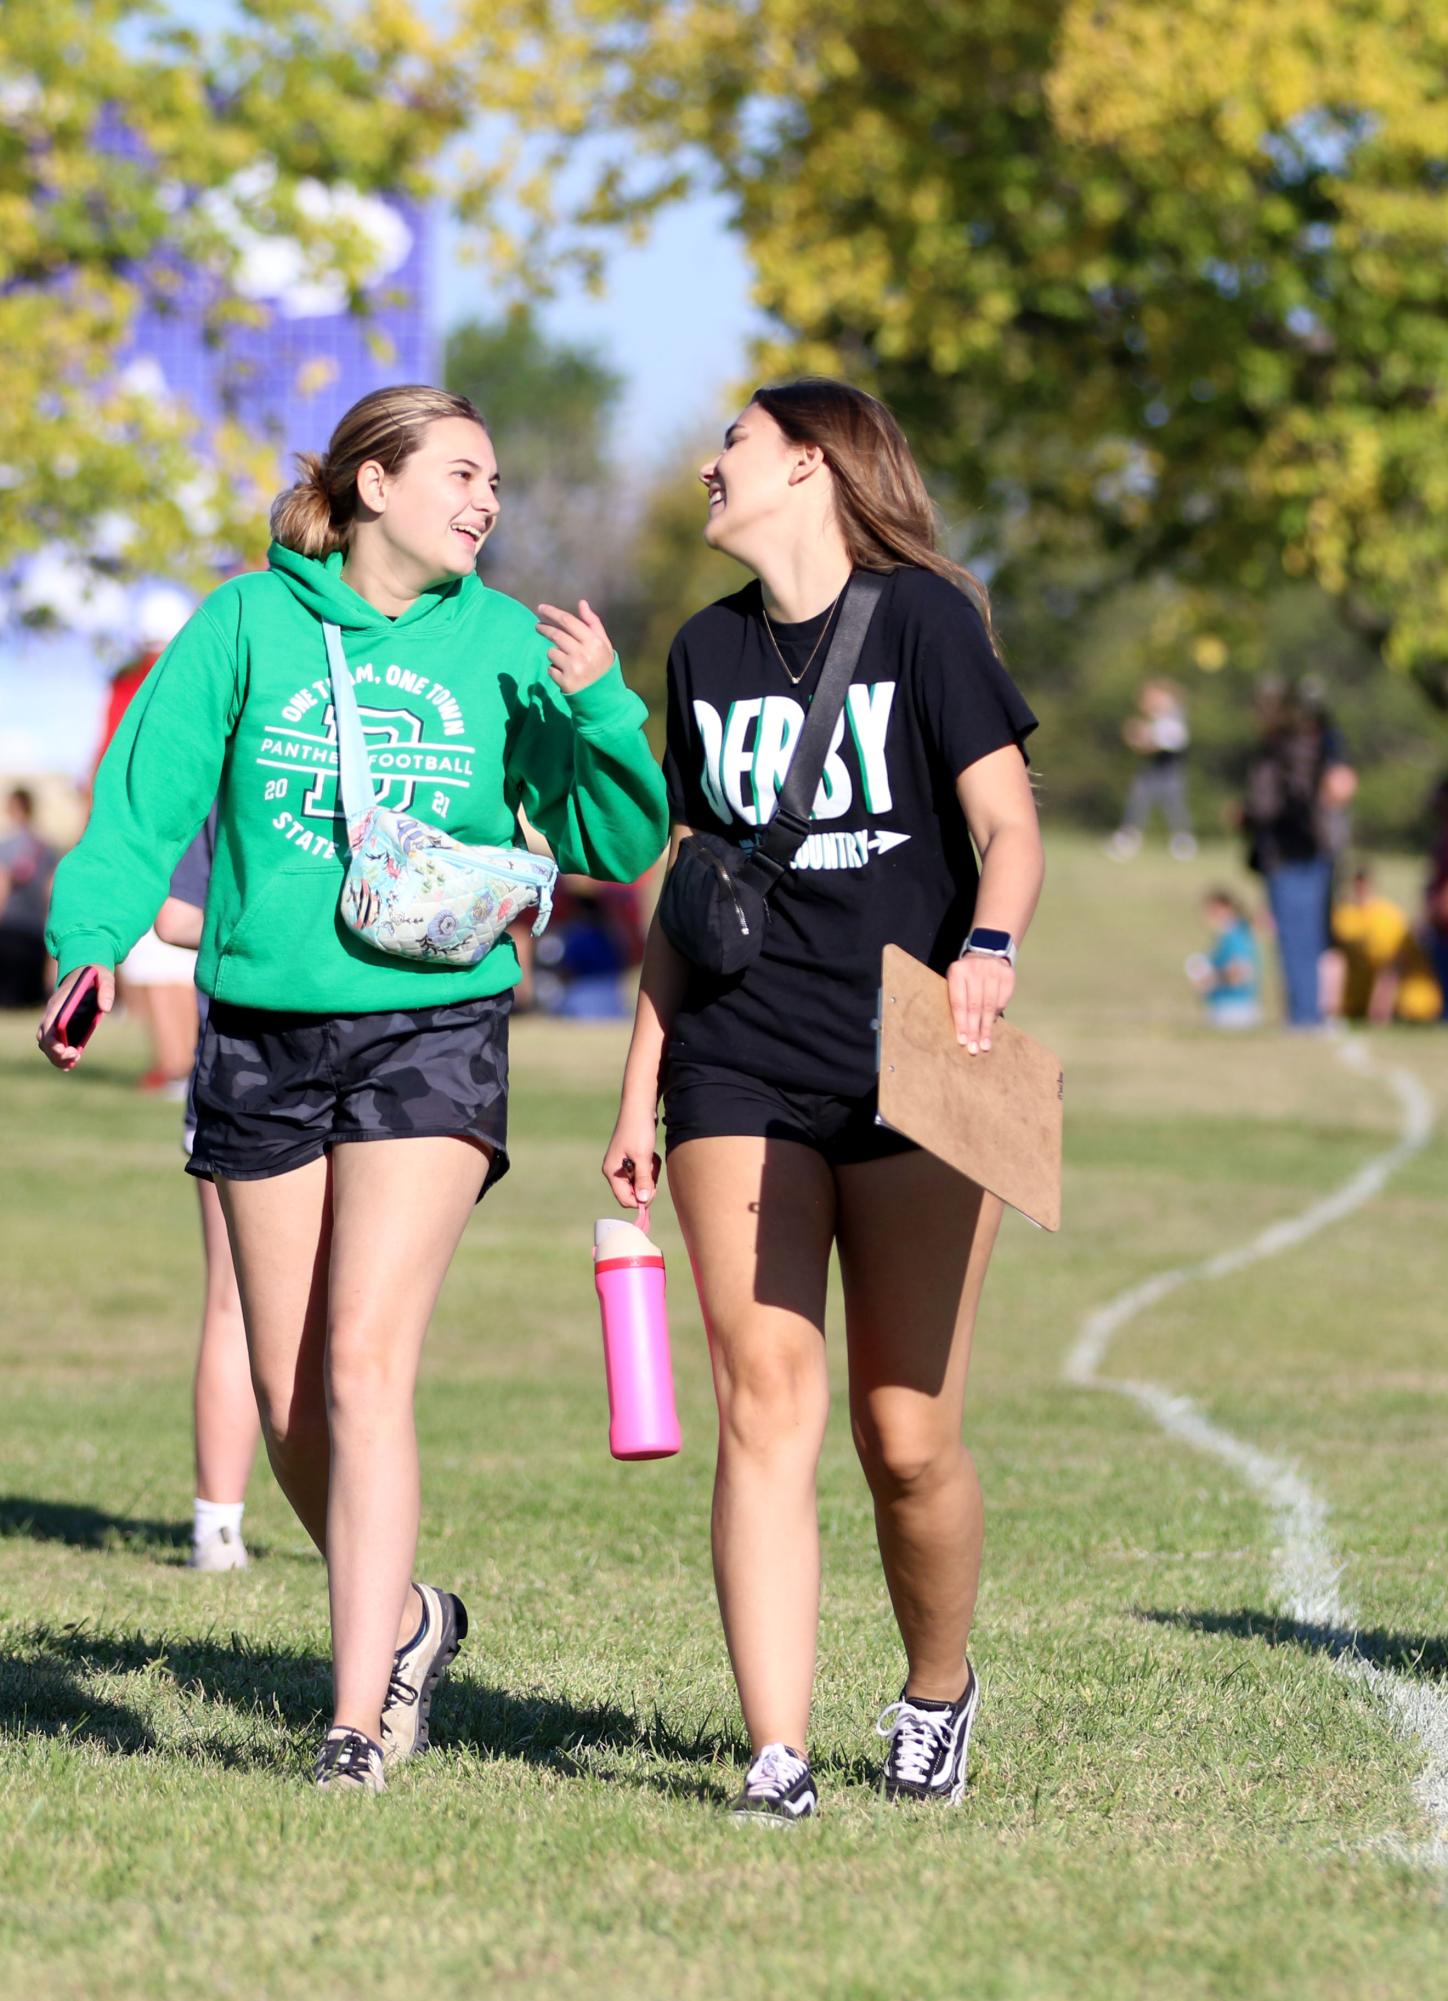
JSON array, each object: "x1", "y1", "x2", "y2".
[
  {"x1": 852, "y1": 1407, "x2": 962, "y2": 1499},
  {"x1": 325, "y1": 1325, "x2": 414, "y2": 1428},
  {"x1": 255, "y1": 1379, "x2": 327, "y2": 1466},
  {"x1": 715, "y1": 1341, "x2": 826, "y2": 1460}
]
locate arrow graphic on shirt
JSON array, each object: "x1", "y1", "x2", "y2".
[{"x1": 866, "y1": 831, "x2": 912, "y2": 856}]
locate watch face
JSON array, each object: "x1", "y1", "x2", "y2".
[{"x1": 970, "y1": 928, "x2": 1013, "y2": 955}]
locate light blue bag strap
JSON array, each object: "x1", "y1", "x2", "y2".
[{"x1": 323, "y1": 623, "x2": 377, "y2": 822}]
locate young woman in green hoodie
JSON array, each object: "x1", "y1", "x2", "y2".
[{"x1": 40, "y1": 384, "x2": 669, "y2": 1793}]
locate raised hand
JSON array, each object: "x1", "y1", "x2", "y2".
[{"x1": 536, "y1": 599, "x2": 615, "y2": 695}]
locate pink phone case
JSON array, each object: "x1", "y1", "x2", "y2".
[{"x1": 55, "y1": 967, "x2": 103, "y2": 1050}]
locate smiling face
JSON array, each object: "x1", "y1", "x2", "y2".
[
  {"x1": 356, "y1": 416, "x2": 500, "y2": 586},
  {"x1": 698, "y1": 403, "x2": 808, "y2": 558}
]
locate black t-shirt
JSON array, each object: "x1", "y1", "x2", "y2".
[{"x1": 662, "y1": 566, "x2": 1038, "y2": 1096}]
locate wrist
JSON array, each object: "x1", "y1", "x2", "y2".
[{"x1": 961, "y1": 926, "x2": 1017, "y2": 968}]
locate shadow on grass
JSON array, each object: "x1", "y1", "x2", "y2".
[
  {"x1": 0, "y1": 1651, "x2": 158, "y2": 1755},
  {"x1": 1139, "y1": 1607, "x2": 1448, "y2": 1680},
  {"x1": 1, "y1": 1624, "x2": 748, "y2": 1788},
  {"x1": 0, "y1": 1495, "x2": 189, "y2": 1556}
]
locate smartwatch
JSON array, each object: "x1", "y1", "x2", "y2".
[{"x1": 962, "y1": 926, "x2": 1017, "y2": 968}]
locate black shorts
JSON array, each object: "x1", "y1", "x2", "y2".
[
  {"x1": 662, "y1": 1056, "x2": 918, "y2": 1168},
  {"x1": 187, "y1": 993, "x2": 511, "y2": 1195}
]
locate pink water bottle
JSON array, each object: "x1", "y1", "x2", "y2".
[{"x1": 594, "y1": 1209, "x2": 681, "y2": 1460}]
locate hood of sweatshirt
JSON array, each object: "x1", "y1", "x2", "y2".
[{"x1": 266, "y1": 542, "x2": 476, "y2": 637}]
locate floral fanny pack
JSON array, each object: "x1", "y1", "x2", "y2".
[{"x1": 324, "y1": 622, "x2": 557, "y2": 967}]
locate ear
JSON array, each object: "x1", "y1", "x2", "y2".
[
  {"x1": 786, "y1": 443, "x2": 828, "y2": 488},
  {"x1": 355, "y1": 458, "x2": 388, "y2": 513}
]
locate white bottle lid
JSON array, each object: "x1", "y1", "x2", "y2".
[{"x1": 594, "y1": 1218, "x2": 661, "y2": 1261}]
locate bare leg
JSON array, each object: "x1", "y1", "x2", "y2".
[
  {"x1": 193, "y1": 1178, "x2": 261, "y2": 1503},
  {"x1": 323, "y1": 1136, "x2": 488, "y2": 1742},
  {"x1": 150, "y1": 983, "x2": 200, "y2": 1080},
  {"x1": 217, "y1": 1159, "x2": 334, "y2": 1554},
  {"x1": 667, "y1": 1138, "x2": 835, "y2": 1754},
  {"x1": 835, "y1": 1151, "x2": 1002, "y2": 1702}
]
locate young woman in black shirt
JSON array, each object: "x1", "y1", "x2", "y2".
[{"x1": 604, "y1": 379, "x2": 1044, "y2": 1822}]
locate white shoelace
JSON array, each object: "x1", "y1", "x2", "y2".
[
  {"x1": 875, "y1": 1699, "x2": 951, "y2": 1786},
  {"x1": 745, "y1": 1743, "x2": 808, "y2": 1799}
]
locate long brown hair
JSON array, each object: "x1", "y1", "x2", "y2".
[
  {"x1": 270, "y1": 384, "x2": 485, "y2": 558},
  {"x1": 751, "y1": 377, "x2": 997, "y2": 648}
]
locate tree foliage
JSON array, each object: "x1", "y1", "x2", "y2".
[
  {"x1": 0, "y1": 0, "x2": 531, "y2": 601},
  {"x1": 482, "y1": 0, "x2": 1448, "y2": 705}
]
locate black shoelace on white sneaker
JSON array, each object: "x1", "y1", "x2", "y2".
[{"x1": 318, "y1": 1730, "x2": 379, "y2": 1783}]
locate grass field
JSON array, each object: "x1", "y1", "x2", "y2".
[{"x1": 2, "y1": 833, "x2": 1445, "y2": 2000}]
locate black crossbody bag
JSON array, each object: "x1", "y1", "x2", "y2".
[{"x1": 657, "y1": 571, "x2": 886, "y2": 976}]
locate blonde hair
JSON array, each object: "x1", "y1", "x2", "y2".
[
  {"x1": 751, "y1": 378, "x2": 999, "y2": 649},
  {"x1": 270, "y1": 384, "x2": 485, "y2": 558}
]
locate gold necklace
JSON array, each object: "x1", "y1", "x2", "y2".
[{"x1": 761, "y1": 588, "x2": 843, "y2": 686}]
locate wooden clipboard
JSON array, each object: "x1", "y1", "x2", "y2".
[{"x1": 877, "y1": 944, "x2": 1063, "y2": 1231}]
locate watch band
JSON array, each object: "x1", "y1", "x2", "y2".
[{"x1": 961, "y1": 927, "x2": 1017, "y2": 968}]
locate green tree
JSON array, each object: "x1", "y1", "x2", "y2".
[
  {"x1": 444, "y1": 308, "x2": 632, "y2": 618},
  {"x1": 0, "y1": 0, "x2": 531, "y2": 598},
  {"x1": 445, "y1": 308, "x2": 622, "y2": 487},
  {"x1": 606, "y1": 438, "x2": 748, "y2": 731},
  {"x1": 479, "y1": 0, "x2": 1448, "y2": 704}
]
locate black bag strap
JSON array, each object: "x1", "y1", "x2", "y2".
[{"x1": 744, "y1": 570, "x2": 886, "y2": 886}]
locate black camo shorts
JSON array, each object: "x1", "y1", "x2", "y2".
[{"x1": 186, "y1": 993, "x2": 511, "y2": 1197}]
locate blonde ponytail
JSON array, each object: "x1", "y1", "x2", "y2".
[{"x1": 269, "y1": 452, "x2": 345, "y2": 558}]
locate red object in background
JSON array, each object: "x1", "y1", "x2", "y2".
[{"x1": 93, "y1": 650, "x2": 163, "y2": 779}]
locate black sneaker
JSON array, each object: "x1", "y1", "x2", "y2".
[
  {"x1": 379, "y1": 1582, "x2": 468, "y2": 1765},
  {"x1": 729, "y1": 1743, "x2": 818, "y2": 1824},
  {"x1": 876, "y1": 1665, "x2": 980, "y2": 1803},
  {"x1": 314, "y1": 1727, "x2": 386, "y2": 1794}
]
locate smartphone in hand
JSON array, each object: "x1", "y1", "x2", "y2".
[{"x1": 55, "y1": 967, "x2": 104, "y2": 1053}]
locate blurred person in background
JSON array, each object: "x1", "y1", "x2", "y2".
[
  {"x1": 154, "y1": 809, "x2": 260, "y2": 1572},
  {"x1": 1240, "y1": 679, "x2": 1356, "y2": 1029},
  {"x1": 0, "y1": 787, "x2": 57, "y2": 1008},
  {"x1": 1424, "y1": 776, "x2": 1448, "y2": 1017},
  {"x1": 1325, "y1": 865, "x2": 1443, "y2": 1026},
  {"x1": 98, "y1": 588, "x2": 202, "y2": 1091},
  {"x1": 534, "y1": 874, "x2": 645, "y2": 1019},
  {"x1": 1108, "y1": 679, "x2": 1195, "y2": 861},
  {"x1": 1186, "y1": 887, "x2": 1262, "y2": 1029}
]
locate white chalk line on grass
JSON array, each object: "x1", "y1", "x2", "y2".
[{"x1": 1065, "y1": 1038, "x2": 1448, "y2": 1869}]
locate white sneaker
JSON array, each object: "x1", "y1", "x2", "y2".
[
  {"x1": 1170, "y1": 833, "x2": 1199, "y2": 861},
  {"x1": 314, "y1": 1728, "x2": 386, "y2": 1795},
  {"x1": 379, "y1": 1583, "x2": 468, "y2": 1764},
  {"x1": 188, "y1": 1525, "x2": 248, "y2": 1572}
]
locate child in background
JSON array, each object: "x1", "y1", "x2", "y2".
[
  {"x1": 1326, "y1": 867, "x2": 1443, "y2": 1024},
  {"x1": 1187, "y1": 888, "x2": 1262, "y2": 1028},
  {"x1": 1109, "y1": 680, "x2": 1195, "y2": 861}
]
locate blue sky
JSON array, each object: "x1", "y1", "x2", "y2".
[{"x1": 437, "y1": 190, "x2": 761, "y2": 449}]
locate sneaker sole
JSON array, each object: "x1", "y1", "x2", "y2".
[
  {"x1": 729, "y1": 1803, "x2": 817, "y2": 1827},
  {"x1": 411, "y1": 1591, "x2": 468, "y2": 1757}
]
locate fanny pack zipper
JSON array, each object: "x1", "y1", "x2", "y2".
[{"x1": 705, "y1": 848, "x2": 750, "y2": 936}]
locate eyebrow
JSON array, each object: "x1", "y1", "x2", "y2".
[{"x1": 448, "y1": 458, "x2": 487, "y2": 472}]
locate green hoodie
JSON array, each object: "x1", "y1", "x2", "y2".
[{"x1": 48, "y1": 545, "x2": 669, "y2": 1012}]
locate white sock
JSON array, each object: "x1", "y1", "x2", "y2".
[{"x1": 193, "y1": 1497, "x2": 244, "y2": 1546}]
